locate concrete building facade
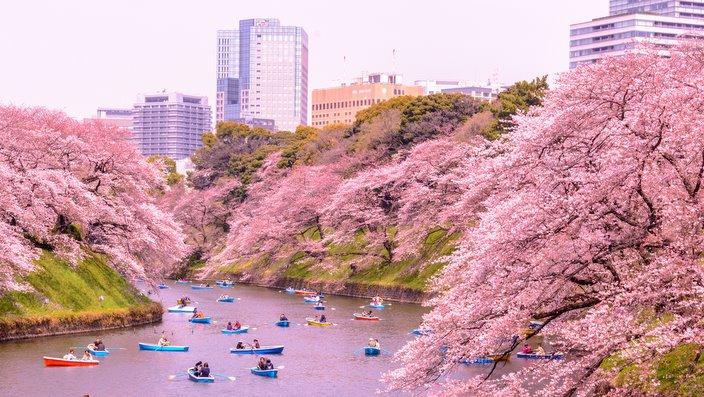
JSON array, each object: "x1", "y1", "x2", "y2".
[
  {"x1": 85, "y1": 108, "x2": 133, "y2": 130},
  {"x1": 311, "y1": 73, "x2": 424, "y2": 127},
  {"x1": 132, "y1": 92, "x2": 211, "y2": 160}
]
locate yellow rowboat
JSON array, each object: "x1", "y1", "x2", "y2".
[{"x1": 306, "y1": 318, "x2": 333, "y2": 327}]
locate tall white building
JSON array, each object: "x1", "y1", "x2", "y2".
[
  {"x1": 570, "y1": 0, "x2": 704, "y2": 69},
  {"x1": 132, "y1": 92, "x2": 211, "y2": 160},
  {"x1": 216, "y1": 18, "x2": 308, "y2": 131}
]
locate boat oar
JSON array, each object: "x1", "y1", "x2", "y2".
[
  {"x1": 212, "y1": 373, "x2": 236, "y2": 381},
  {"x1": 168, "y1": 373, "x2": 187, "y2": 380}
]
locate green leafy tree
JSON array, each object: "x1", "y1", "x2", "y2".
[{"x1": 483, "y1": 75, "x2": 549, "y2": 139}]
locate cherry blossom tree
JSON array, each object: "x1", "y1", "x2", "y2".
[
  {"x1": 0, "y1": 106, "x2": 186, "y2": 290},
  {"x1": 386, "y1": 43, "x2": 704, "y2": 396}
]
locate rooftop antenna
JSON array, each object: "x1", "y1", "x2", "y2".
[{"x1": 392, "y1": 48, "x2": 397, "y2": 83}]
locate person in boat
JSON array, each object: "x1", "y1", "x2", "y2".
[
  {"x1": 226, "y1": 321, "x2": 233, "y2": 330},
  {"x1": 535, "y1": 346, "x2": 546, "y2": 355},
  {"x1": 193, "y1": 360, "x2": 203, "y2": 374},
  {"x1": 265, "y1": 358, "x2": 274, "y2": 370},
  {"x1": 258, "y1": 357, "x2": 267, "y2": 370},
  {"x1": 158, "y1": 333, "x2": 171, "y2": 346},
  {"x1": 235, "y1": 341, "x2": 245, "y2": 349},
  {"x1": 205, "y1": 283, "x2": 211, "y2": 288},
  {"x1": 521, "y1": 344, "x2": 534, "y2": 354},
  {"x1": 234, "y1": 320, "x2": 241, "y2": 329},
  {"x1": 93, "y1": 338, "x2": 105, "y2": 351},
  {"x1": 198, "y1": 362, "x2": 210, "y2": 377},
  {"x1": 81, "y1": 350, "x2": 93, "y2": 361},
  {"x1": 253, "y1": 339, "x2": 261, "y2": 348},
  {"x1": 63, "y1": 348, "x2": 77, "y2": 360},
  {"x1": 280, "y1": 314, "x2": 288, "y2": 321},
  {"x1": 320, "y1": 314, "x2": 327, "y2": 323},
  {"x1": 366, "y1": 310, "x2": 374, "y2": 317},
  {"x1": 368, "y1": 338, "x2": 380, "y2": 348}
]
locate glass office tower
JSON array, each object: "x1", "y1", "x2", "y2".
[
  {"x1": 609, "y1": 0, "x2": 704, "y2": 19},
  {"x1": 216, "y1": 18, "x2": 308, "y2": 131}
]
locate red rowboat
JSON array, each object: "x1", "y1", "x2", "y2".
[
  {"x1": 353, "y1": 313, "x2": 380, "y2": 321},
  {"x1": 43, "y1": 356, "x2": 99, "y2": 367}
]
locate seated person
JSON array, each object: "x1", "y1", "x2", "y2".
[
  {"x1": 226, "y1": 321, "x2": 233, "y2": 330},
  {"x1": 280, "y1": 314, "x2": 288, "y2": 321},
  {"x1": 158, "y1": 334, "x2": 170, "y2": 346},
  {"x1": 94, "y1": 338, "x2": 105, "y2": 351},
  {"x1": 535, "y1": 346, "x2": 546, "y2": 355},
  {"x1": 63, "y1": 348, "x2": 77, "y2": 360},
  {"x1": 320, "y1": 315, "x2": 327, "y2": 322},
  {"x1": 193, "y1": 361, "x2": 202, "y2": 373},
  {"x1": 81, "y1": 350, "x2": 93, "y2": 361},
  {"x1": 253, "y1": 339, "x2": 261, "y2": 348},
  {"x1": 521, "y1": 344, "x2": 534, "y2": 354},
  {"x1": 198, "y1": 362, "x2": 210, "y2": 377},
  {"x1": 234, "y1": 320, "x2": 241, "y2": 329},
  {"x1": 266, "y1": 358, "x2": 274, "y2": 370},
  {"x1": 258, "y1": 357, "x2": 267, "y2": 370},
  {"x1": 235, "y1": 341, "x2": 245, "y2": 349},
  {"x1": 367, "y1": 310, "x2": 373, "y2": 317},
  {"x1": 368, "y1": 338, "x2": 380, "y2": 348}
]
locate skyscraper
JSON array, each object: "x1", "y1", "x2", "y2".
[
  {"x1": 216, "y1": 18, "x2": 308, "y2": 132},
  {"x1": 569, "y1": 0, "x2": 704, "y2": 69},
  {"x1": 132, "y1": 92, "x2": 211, "y2": 160}
]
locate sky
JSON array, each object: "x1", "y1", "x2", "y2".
[{"x1": 0, "y1": 0, "x2": 606, "y2": 120}]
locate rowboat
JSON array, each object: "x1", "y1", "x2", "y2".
[
  {"x1": 306, "y1": 318, "x2": 332, "y2": 327},
  {"x1": 230, "y1": 345, "x2": 284, "y2": 354},
  {"x1": 364, "y1": 347, "x2": 381, "y2": 356},
  {"x1": 250, "y1": 367, "x2": 278, "y2": 378},
  {"x1": 43, "y1": 356, "x2": 99, "y2": 367},
  {"x1": 138, "y1": 343, "x2": 189, "y2": 352},
  {"x1": 275, "y1": 320, "x2": 290, "y2": 327},
  {"x1": 314, "y1": 305, "x2": 325, "y2": 311},
  {"x1": 188, "y1": 367, "x2": 214, "y2": 383},
  {"x1": 189, "y1": 316, "x2": 212, "y2": 324},
  {"x1": 217, "y1": 283, "x2": 234, "y2": 288},
  {"x1": 191, "y1": 284, "x2": 213, "y2": 290},
  {"x1": 369, "y1": 303, "x2": 385, "y2": 309},
  {"x1": 167, "y1": 305, "x2": 196, "y2": 313},
  {"x1": 353, "y1": 313, "x2": 380, "y2": 321},
  {"x1": 410, "y1": 328, "x2": 431, "y2": 336},
  {"x1": 303, "y1": 296, "x2": 320, "y2": 303},
  {"x1": 157, "y1": 284, "x2": 168, "y2": 289},
  {"x1": 284, "y1": 287, "x2": 295, "y2": 294},
  {"x1": 295, "y1": 289, "x2": 317, "y2": 296},
  {"x1": 516, "y1": 352, "x2": 564, "y2": 360},
  {"x1": 221, "y1": 326, "x2": 249, "y2": 334},
  {"x1": 528, "y1": 320, "x2": 544, "y2": 330},
  {"x1": 87, "y1": 347, "x2": 109, "y2": 357},
  {"x1": 176, "y1": 280, "x2": 190, "y2": 284},
  {"x1": 459, "y1": 357, "x2": 494, "y2": 365},
  {"x1": 217, "y1": 296, "x2": 235, "y2": 302}
]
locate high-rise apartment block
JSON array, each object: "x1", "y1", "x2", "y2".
[
  {"x1": 570, "y1": 1, "x2": 704, "y2": 68},
  {"x1": 216, "y1": 18, "x2": 308, "y2": 131},
  {"x1": 311, "y1": 73, "x2": 424, "y2": 127},
  {"x1": 132, "y1": 92, "x2": 211, "y2": 160}
]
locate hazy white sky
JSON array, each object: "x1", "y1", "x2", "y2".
[{"x1": 0, "y1": 0, "x2": 606, "y2": 119}]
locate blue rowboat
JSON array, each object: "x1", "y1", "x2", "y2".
[
  {"x1": 189, "y1": 316, "x2": 212, "y2": 324},
  {"x1": 314, "y1": 305, "x2": 325, "y2": 311},
  {"x1": 410, "y1": 328, "x2": 431, "y2": 336},
  {"x1": 284, "y1": 287, "x2": 295, "y2": 294},
  {"x1": 528, "y1": 320, "x2": 544, "y2": 330},
  {"x1": 516, "y1": 352, "x2": 564, "y2": 360},
  {"x1": 364, "y1": 347, "x2": 381, "y2": 356},
  {"x1": 218, "y1": 284, "x2": 234, "y2": 288},
  {"x1": 167, "y1": 305, "x2": 196, "y2": 313},
  {"x1": 157, "y1": 284, "x2": 168, "y2": 289},
  {"x1": 369, "y1": 303, "x2": 385, "y2": 309},
  {"x1": 303, "y1": 296, "x2": 320, "y2": 303},
  {"x1": 221, "y1": 326, "x2": 249, "y2": 334},
  {"x1": 217, "y1": 297, "x2": 235, "y2": 302},
  {"x1": 176, "y1": 280, "x2": 190, "y2": 284},
  {"x1": 87, "y1": 348, "x2": 109, "y2": 357},
  {"x1": 250, "y1": 367, "x2": 278, "y2": 378},
  {"x1": 275, "y1": 320, "x2": 290, "y2": 327},
  {"x1": 230, "y1": 345, "x2": 284, "y2": 354},
  {"x1": 188, "y1": 367, "x2": 214, "y2": 383},
  {"x1": 459, "y1": 357, "x2": 494, "y2": 365},
  {"x1": 138, "y1": 343, "x2": 189, "y2": 352},
  {"x1": 191, "y1": 284, "x2": 213, "y2": 290}
]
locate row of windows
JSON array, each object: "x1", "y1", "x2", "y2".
[
  {"x1": 570, "y1": 30, "x2": 677, "y2": 46},
  {"x1": 313, "y1": 98, "x2": 382, "y2": 111}
]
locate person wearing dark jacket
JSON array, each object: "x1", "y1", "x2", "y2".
[{"x1": 198, "y1": 362, "x2": 210, "y2": 377}]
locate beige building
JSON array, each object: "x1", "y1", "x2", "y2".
[{"x1": 312, "y1": 73, "x2": 424, "y2": 127}]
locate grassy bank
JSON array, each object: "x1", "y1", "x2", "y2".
[
  {"x1": 212, "y1": 227, "x2": 459, "y2": 298},
  {"x1": 0, "y1": 251, "x2": 161, "y2": 340}
]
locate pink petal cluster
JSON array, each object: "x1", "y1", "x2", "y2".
[
  {"x1": 0, "y1": 107, "x2": 186, "y2": 290},
  {"x1": 385, "y1": 43, "x2": 704, "y2": 395}
]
